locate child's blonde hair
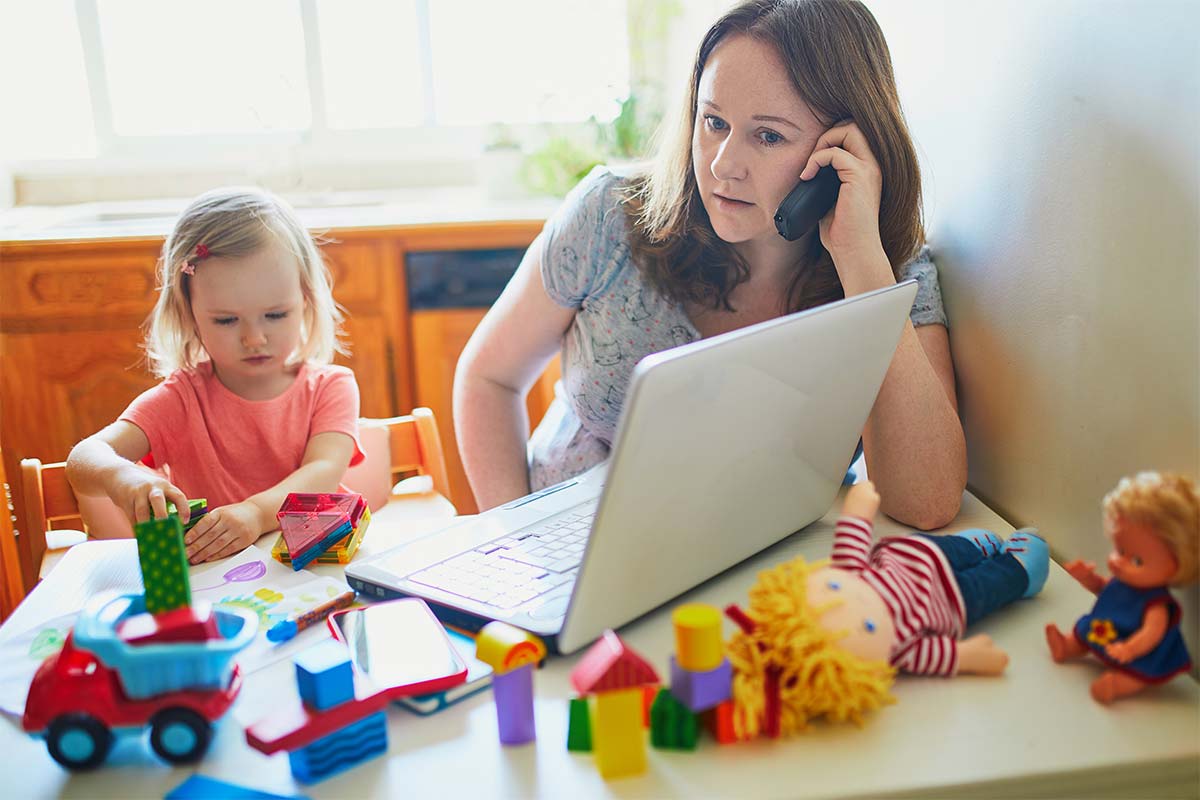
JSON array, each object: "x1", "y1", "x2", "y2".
[
  {"x1": 726, "y1": 556, "x2": 896, "y2": 740},
  {"x1": 1103, "y1": 472, "x2": 1200, "y2": 586},
  {"x1": 145, "y1": 187, "x2": 346, "y2": 378}
]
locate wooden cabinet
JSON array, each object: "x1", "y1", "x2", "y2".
[
  {"x1": 0, "y1": 218, "x2": 548, "y2": 568},
  {"x1": 411, "y1": 308, "x2": 560, "y2": 515}
]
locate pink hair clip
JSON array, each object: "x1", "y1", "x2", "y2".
[{"x1": 180, "y1": 243, "x2": 211, "y2": 276}]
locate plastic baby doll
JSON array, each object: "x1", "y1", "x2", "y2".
[
  {"x1": 726, "y1": 480, "x2": 1050, "y2": 739},
  {"x1": 1045, "y1": 472, "x2": 1198, "y2": 704}
]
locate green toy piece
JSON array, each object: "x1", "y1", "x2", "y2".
[
  {"x1": 566, "y1": 696, "x2": 592, "y2": 752},
  {"x1": 650, "y1": 687, "x2": 699, "y2": 750},
  {"x1": 135, "y1": 515, "x2": 192, "y2": 614},
  {"x1": 167, "y1": 498, "x2": 209, "y2": 532}
]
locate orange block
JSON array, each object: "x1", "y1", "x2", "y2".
[{"x1": 704, "y1": 699, "x2": 738, "y2": 745}]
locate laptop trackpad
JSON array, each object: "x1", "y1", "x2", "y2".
[{"x1": 529, "y1": 593, "x2": 570, "y2": 621}]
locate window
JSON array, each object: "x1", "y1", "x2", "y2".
[{"x1": 1, "y1": 0, "x2": 633, "y2": 169}]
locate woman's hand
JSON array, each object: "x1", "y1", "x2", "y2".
[
  {"x1": 184, "y1": 501, "x2": 266, "y2": 564},
  {"x1": 110, "y1": 465, "x2": 191, "y2": 527},
  {"x1": 798, "y1": 121, "x2": 889, "y2": 284}
]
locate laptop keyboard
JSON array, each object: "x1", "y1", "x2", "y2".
[{"x1": 406, "y1": 502, "x2": 598, "y2": 610}]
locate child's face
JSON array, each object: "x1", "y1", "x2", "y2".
[
  {"x1": 189, "y1": 240, "x2": 305, "y2": 398},
  {"x1": 806, "y1": 567, "x2": 895, "y2": 663},
  {"x1": 1105, "y1": 514, "x2": 1178, "y2": 588}
]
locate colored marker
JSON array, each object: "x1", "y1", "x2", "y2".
[{"x1": 267, "y1": 590, "x2": 357, "y2": 642}]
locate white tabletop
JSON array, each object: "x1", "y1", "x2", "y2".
[{"x1": 2, "y1": 491, "x2": 1198, "y2": 799}]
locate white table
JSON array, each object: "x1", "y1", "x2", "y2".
[{"x1": 2, "y1": 491, "x2": 1198, "y2": 799}]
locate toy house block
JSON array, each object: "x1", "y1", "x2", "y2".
[
  {"x1": 135, "y1": 515, "x2": 192, "y2": 614},
  {"x1": 570, "y1": 629, "x2": 660, "y2": 695},
  {"x1": 476, "y1": 621, "x2": 547, "y2": 673},
  {"x1": 567, "y1": 697, "x2": 592, "y2": 752},
  {"x1": 672, "y1": 603, "x2": 724, "y2": 672},
  {"x1": 165, "y1": 774, "x2": 305, "y2": 799},
  {"x1": 295, "y1": 639, "x2": 355, "y2": 711},
  {"x1": 703, "y1": 699, "x2": 738, "y2": 745},
  {"x1": 593, "y1": 687, "x2": 647, "y2": 779},
  {"x1": 650, "y1": 687, "x2": 699, "y2": 751},
  {"x1": 277, "y1": 494, "x2": 367, "y2": 570},
  {"x1": 287, "y1": 710, "x2": 387, "y2": 783},
  {"x1": 492, "y1": 663, "x2": 536, "y2": 745},
  {"x1": 669, "y1": 654, "x2": 732, "y2": 713}
]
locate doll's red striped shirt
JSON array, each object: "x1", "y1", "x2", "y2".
[{"x1": 831, "y1": 515, "x2": 967, "y2": 676}]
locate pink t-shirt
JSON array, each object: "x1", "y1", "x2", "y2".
[{"x1": 120, "y1": 361, "x2": 365, "y2": 509}]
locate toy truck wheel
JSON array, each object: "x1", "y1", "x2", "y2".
[
  {"x1": 149, "y1": 708, "x2": 212, "y2": 764},
  {"x1": 46, "y1": 713, "x2": 114, "y2": 770}
]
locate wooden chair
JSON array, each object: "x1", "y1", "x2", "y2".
[
  {"x1": 1, "y1": 447, "x2": 30, "y2": 620},
  {"x1": 18, "y1": 457, "x2": 91, "y2": 593},
  {"x1": 345, "y1": 408, "x2": 457, "y2": 521}
]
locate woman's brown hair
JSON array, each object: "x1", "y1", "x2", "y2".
[{"x1": 623, "y1": 0, "x2": 924, "y2": 314}]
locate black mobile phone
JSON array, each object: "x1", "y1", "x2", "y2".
[{"x1": 774, "y1": 165, "x2": 841, "y2": 241}]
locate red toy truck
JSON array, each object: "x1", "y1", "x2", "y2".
[{"x1": 22, "y1": 594, "x2": 256, "y2": 770}]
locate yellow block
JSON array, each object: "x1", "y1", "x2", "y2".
[
  {"x1": 672, "y1": 603, "x2": 723, "y2": 672},
  {"x1": 593, "y1": 687, "x2": 646, "y2": 779},
  {"x1": 475, "y1": 621, "x2": 547, "y2": 674}
]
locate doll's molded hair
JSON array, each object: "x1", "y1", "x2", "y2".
[
  {"x1": 1103, "y1": 472, "x2": 1200, "y2": 586},
  {"x1": 725, "y1": 555, "x2": 895, "y2": 739},
  {"x1": 144, "y1": 187, "x2": 346, "y2": 378}
]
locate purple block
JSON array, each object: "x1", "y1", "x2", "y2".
[
  {"x1": 669, "y1": 654, "x2": 732, "y2": 713},
  {"x1": 492, "y1": 663, "x2": 536, "y2": 745}
]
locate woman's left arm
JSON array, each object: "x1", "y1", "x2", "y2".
[
  {"x1": 185, "y1": 432, "x2": 355, "y2": 563},
  {"x1": 802, "y1": 122, "x2": 967, "y2": 529}
]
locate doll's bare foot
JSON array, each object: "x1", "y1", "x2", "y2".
[
  {"x1": 1045, "y1": 623, "x2": 1087, "y2": 662},
  {"x1": 1091, "y1": 670, "x2": 1147, "y2": 704}
]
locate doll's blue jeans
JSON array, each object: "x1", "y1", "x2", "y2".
[{"x1": 917, "y1": 534, "x2": 1028, "y2": 627}]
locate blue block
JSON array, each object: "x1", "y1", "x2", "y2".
[
  {"x1": 669, "y1": 654, "x2": 732, "y2": 713},
  {"x1": 295, "y1": 639, "x2": 355, "y2": 711},
  {"x1": 166, "y1": 775, "x2": 309, "y2": 799},
  {"x1": 288, "y1": 711, "x2": 388, "y2": 783}
]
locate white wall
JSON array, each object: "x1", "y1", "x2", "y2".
[{"x1": 870, "y1": 0, "x2": 1199, "y2": 658}]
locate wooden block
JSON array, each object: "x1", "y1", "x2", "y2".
[{"x1": 593, "y1": 687, "x2": 647, "y2": 779}]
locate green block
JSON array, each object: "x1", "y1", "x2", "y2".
[
  {"x1": 135, "y1": 515, "x2": 191, "y2": 614},
  {"x1": 566, "y1": 696, "x2": 592, "y2": 752},
  {"x1": 167, "y1": 498, "x2": 208, "y2": 532},
  {"x1": 650, "y1": 687, "x2": 699, "y2": 750}
]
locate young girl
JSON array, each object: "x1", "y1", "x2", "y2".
[
  {"x1": 454, "y1": 0, "x2": 966, "y2": 528},
  {"x1": 66, "y1": 187, "x2": 364, "y2": 565}
]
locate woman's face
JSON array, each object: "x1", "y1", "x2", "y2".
[{"x1": 692, "y1": 34, "x2": 825, "y2": 250}]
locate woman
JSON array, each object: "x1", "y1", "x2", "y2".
[{"x1": 454, "y1": 0, "x2": 966, "y2": 529}]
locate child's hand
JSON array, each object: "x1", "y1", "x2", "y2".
[
  {"x1": 111, "y1": 467, "x2": 191, "y2": 527},
  {"x1": 842, "y1": 480, "x2": 881, "y2": 521},
  {"x1": 184, "y1": 501, "x2": 265, "y2": 564}
]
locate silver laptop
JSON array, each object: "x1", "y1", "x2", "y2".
[{"x1": 347, "y1": 280, "x2": 918, "y2": 654}]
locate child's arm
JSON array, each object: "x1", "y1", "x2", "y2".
[
  {"x1": 66, "y1": 421, "x2": 191, "y2": 528},
  {"x1": 183, "y1": 431, "x2": 356, "y2": 563},
  {"x1": 1104, "y1": 604, "x2": 1170, "y2": 664}
]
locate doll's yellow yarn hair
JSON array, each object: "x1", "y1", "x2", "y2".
[{"x1": 726, "y1": 555, "x2": 896, "y2": 739}]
